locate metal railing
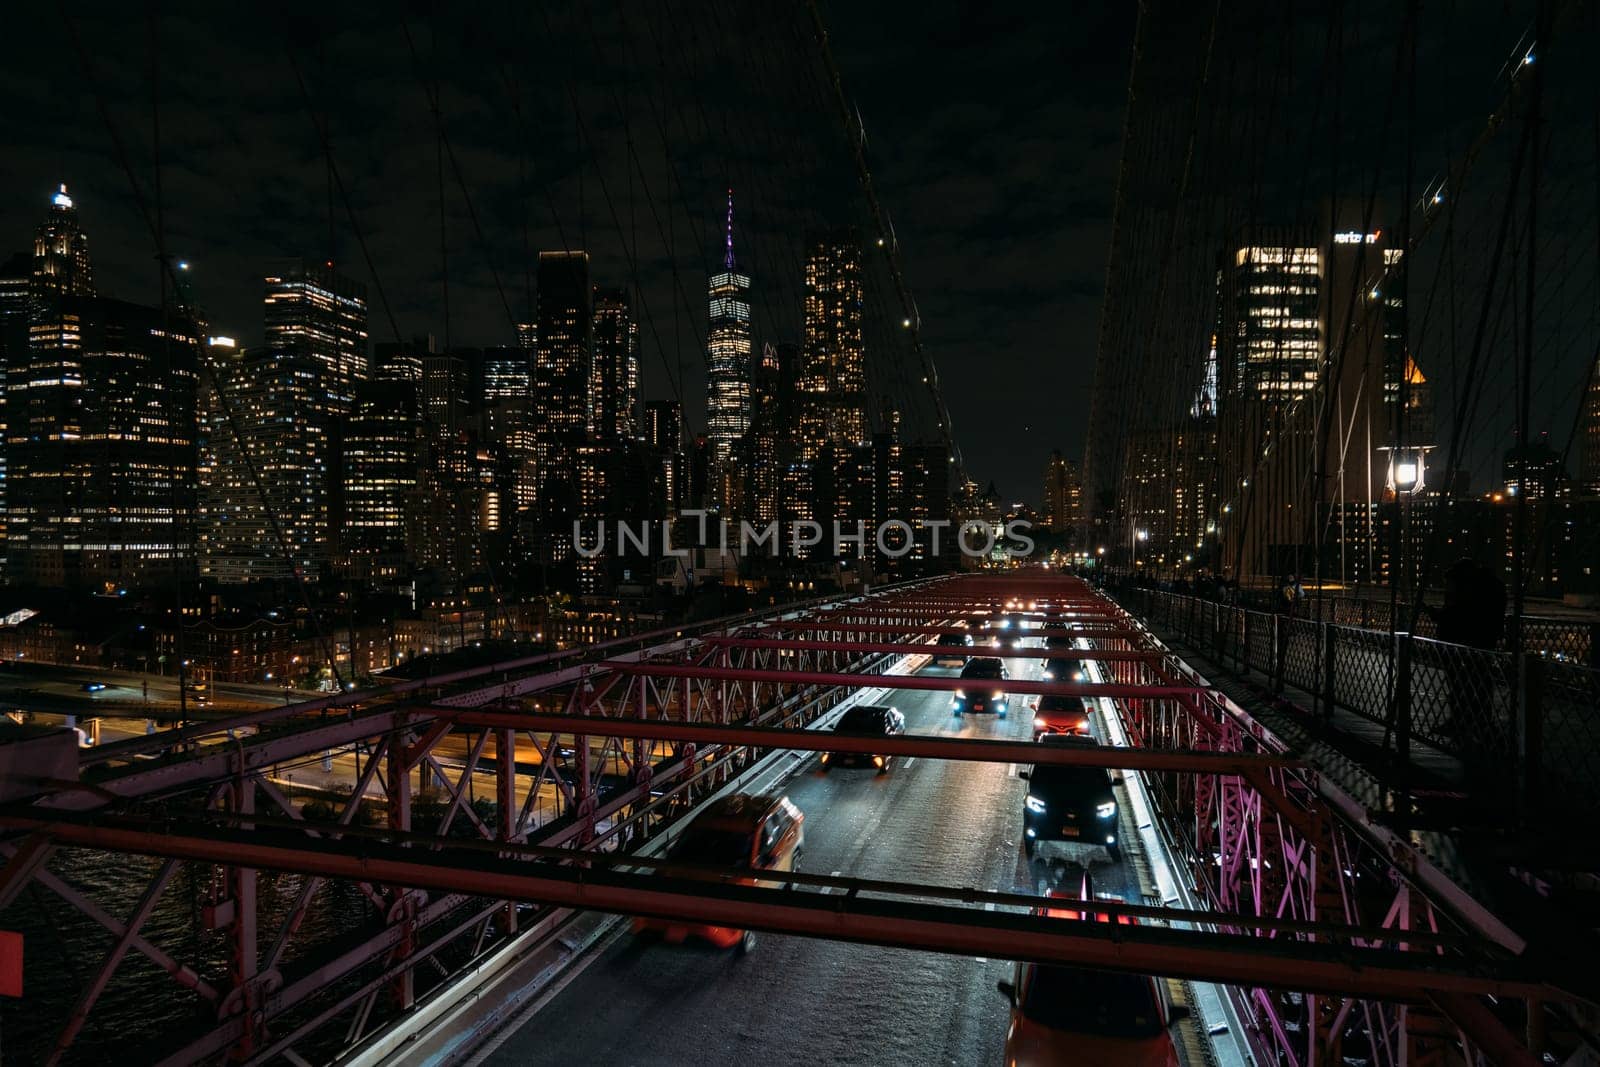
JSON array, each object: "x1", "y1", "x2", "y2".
[
  {"x1": 1160, "y1": 586, "x2": 1597, "y2": 665},
  {"x1": 1116, "y1": 586, "x2": 1600, "y2": 816}
]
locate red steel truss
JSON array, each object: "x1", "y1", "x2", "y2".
[{"x1": 0, "y1": 574, "x2": 1566, "y2": 1065}]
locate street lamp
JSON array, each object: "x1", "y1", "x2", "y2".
[{"x1": 1380, "y1": 445, "x2": 1433, "y2": 496}]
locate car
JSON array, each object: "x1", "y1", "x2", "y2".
[
  {"x1": 821, "y1": 704, "x2": 905, "y2": 772},
  {"x1": 932, "y1": 630, "x2": 974, "y2": 667},
  {"x1": 1043, "y1": 631, "x2": 1079, "y2": 651},
  {"x1": 1031, "y1": 694, "x2": 1093, "y2": 740},
  {"x1": 953, "y1": 657, "x2": 1008, "y2": 715},
  {"x1": 634, "y1": 793, "x2": 804, "y2": 953},
  {"x1": 79, "y1": 682, "x2": 107, "y2": 693},
  {"x1": 1040, "y1": 657, "x2": 1089, "y2": 683},
  {"x1": 997, "y1": 894, "x2": 1186, "y2": 1066},
  {"x1": 1021, "y1": 735, "x2": 1119, "y2": 859},
  {"x1": 987, "y1": 612, "x2": 1028, "y2": 648}
]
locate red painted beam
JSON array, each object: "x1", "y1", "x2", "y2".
[
  {"x1": 1428, "y1": 992, "x2": 1542, "y2": 1067},
  {"x1": 432, "y1": 711, "x2": 1295, "y2": 774},
  {"x1": 591, "y1": 662, "x2": 1204, "y2": 700},
  {"x1": 747, "y1": 620, "x2": 1143, "y2": 640},
  {"x1": 701, "y1": 637, "x2": 1166, "y2": 661},
  {"x1": 1, "y1": 816, "x2": 1550, "y2": 1002}
]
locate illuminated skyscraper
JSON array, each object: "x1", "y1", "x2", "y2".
[
  {"x1": 263, "y1": 261, "x2": 369, "y2": 417},
  {"x1": 483, "y1": 345, "x2": 532, "y2": 403},
  {"x1": 0, "y1": 252, "x2": 28, "y2": 567},
  {"x1": 6, "y1": 186, "x2": 199, "y2": 587},
  {"x1": 341, "y1": 380, "x2": 418, "y2": 578},
  {"x1": 421, "y1": 353, "x2": 469, "y2": 435},
  {"x1": 799, "y1": 228, "x2": 866, "y2": 461},
  {"x1": 592, "y1": 288, "x2": 640, "y2": 442},
  {"x1": 644, "y1": 399, "x2": 685, "y2": 514},
  {"x1": 32, "y1": 184, "x2": 94, "y2": 298},
  {"x1": 196, "y1": 337, "x2": 268, "y2": 584},
  {"x1": 1212, "y1": 211, "x2": 1435, "y2": 583},
  {"x1": 1041, "y1": 451, "x2": 1082, "y2": 530},
  {"x1": 744, "y1": 341, "x2": 796, "y2": 525},
  {"x1": 900, "y1": 442, "x2": 952, "y2": 570},
  {"x1": 533, "y1": 251, "x2": 593, "y2": 470},
  {"x1": 206, "y1": 262, "x2": 370, "y2": 580},
  {"x1": 706, "y1": 192, "x2": 753, "y2": 463},
  {"x1": 374, "y1": 334, "x2": 434, "y2": 386},
  {"x1": 1583, "y1": 351, "x2": 1600, "y2": 495},
  {"x1": 529, "y1": 252, "x2": 593, "y2": 568}
]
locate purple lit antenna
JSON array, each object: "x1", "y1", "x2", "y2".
[{"x1": 724, "y1": 188, "x2": 735, "y2": 271}]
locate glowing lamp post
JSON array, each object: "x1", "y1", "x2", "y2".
[{"x1": 1379, "y1": 445, "x2": 1433, "y2": 496}]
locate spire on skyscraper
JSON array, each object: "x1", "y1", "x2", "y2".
[
  {"x1": 33, "y1": 181, "x2": 94, "y2": 297},
  {"x1": 706, "y1": 192, "x2": 753, "y2": 464}
]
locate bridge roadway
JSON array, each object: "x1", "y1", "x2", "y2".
[{"x1": 471, "y1": 645, "x2": 1165, "y2": 1067}]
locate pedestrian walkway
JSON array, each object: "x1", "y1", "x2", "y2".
[{"x1": 1135, "y1": 614, "x2": 1493, "y2": 906}]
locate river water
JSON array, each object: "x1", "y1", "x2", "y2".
[{"x1": 0, "y1": 848, "x2": 372, "y2": 1064}]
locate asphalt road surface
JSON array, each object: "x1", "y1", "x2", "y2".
[{"x1": 480, "y1": 646, "x2": 1145, "y2": 1067}]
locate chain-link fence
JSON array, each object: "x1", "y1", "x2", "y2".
[
  {"x1": 1113, "y1": 585, "x2": 1600, "y2": 812},
  {"x1": 1538, "y1": 659, "x2": 1600, "y2": 813},
  {"x1": 1409, "y1": 636, "x2": 1514, "y2": 763}
]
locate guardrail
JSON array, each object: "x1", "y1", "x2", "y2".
[{"x1": 1115, "y1": 586, "x2": 1600, "y2": 816}]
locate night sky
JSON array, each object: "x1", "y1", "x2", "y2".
[
  {"x1": 2, "y1": 3, "x2": 1591, "y2": 503},
  {"x1": 0, "y1": 2, "x2": 1132, "y2": 504}
]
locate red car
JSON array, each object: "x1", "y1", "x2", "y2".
[
  {"x1": 1030, "y1": 694, "x2": 1093, "y2": 740},
  {"x1": 998, "y1": 892, "x2": 1187, "y2": 1066},
  {"x1": 634, "y1": 794, "x2": 804, "y2": 953}
]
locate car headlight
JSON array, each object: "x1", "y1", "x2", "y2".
[
  {"x1": 954, "y1": 688, "x2": 965, "y2": 698},
  {"x1": 1042, "y1": 670, "x2": 1054, "y2": 680},
  {"x1": 992, "y1": 690, "x2": 1004, "y2": 699},
  {"x1": 1097, "y1": 801, "x2": 1117, "y2": 819},
  {"x1": 1073, "y1": 671, "x2": 1085, "y2": 682},
  {"x1": 873, "y1": 755, "x2": 885, "y2": 768},
  {"x1": 1033, "y1": 717, "x2": 1047, "y2": 729},
  {"x1": 1025, "y1": 794, "x2": 1047, "y2": 814}
]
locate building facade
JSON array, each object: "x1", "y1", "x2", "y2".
[
  {"x1": 6, "y1": 187, "x2": 200, "y2": 588},
  {"x1": 799, "y1": 228, "x2": 867, "y2": 462},
  {"x1": 706, "y1": 192, "x2": 753, "y2": 463}
]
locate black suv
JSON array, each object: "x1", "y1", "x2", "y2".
[
  {"x1": 1022, "y1": 735, "x2": 1120, "y2": 860},
  {"x1": 1040, "y1": 657, "x2": 1089, "y2": 683},
  {"x1": 953, "y1": 657, "x2": 1008, "y2": 715},
  {"x1": 932, "y1": 630, "x2": 974, "y2": 667},
  {"x1": 822, "y1": 704, "x2": 906, "y2": 773}
]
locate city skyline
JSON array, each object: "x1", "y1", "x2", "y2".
[{"x1": 0, "y1": 182, "x2": 977, "y2": 597}]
